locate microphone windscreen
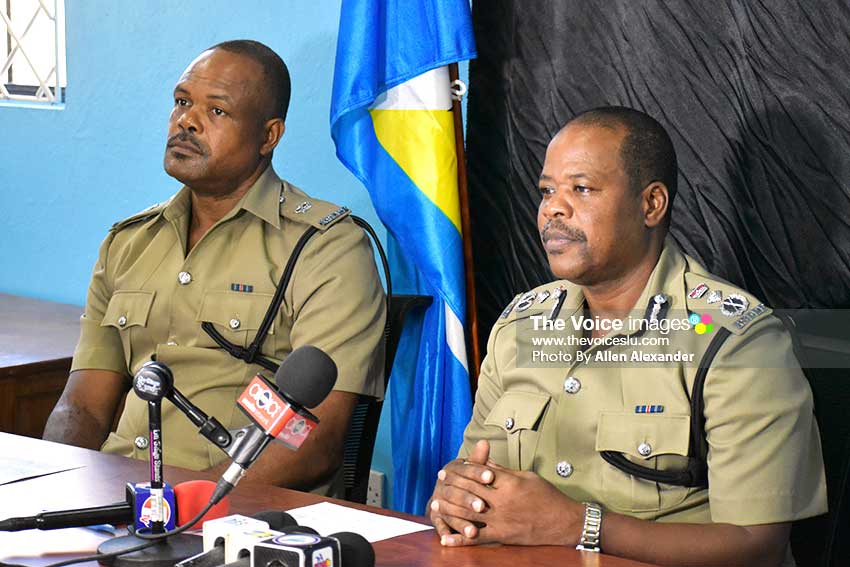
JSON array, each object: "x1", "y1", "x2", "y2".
[
  {"x1": 250, "y1": 510, "x2": 298, "y2": 531},
  {"x1": 275, "y1": 345, "x2": 337, "y2": 408},
  {"x1": 283, "y1": 525, "x2": 319, "y2": 536},
  {"x1": 174, "y1": 479, "x2": 231, "y2": 528},
  {"x1": 330, "y1": 531, "x2": 375, "y2": 567}
]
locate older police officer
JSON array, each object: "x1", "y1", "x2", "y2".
[
  {"x1": 44, "y1": 41, "x2": 385, "y2": 497},
  {"x1": 428, "y1": 107, "x2": 826, "y2": 566}
]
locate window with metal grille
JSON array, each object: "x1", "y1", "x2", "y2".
[{"x1": 1, "y1": 0, "x2": 66, "y2": 105}]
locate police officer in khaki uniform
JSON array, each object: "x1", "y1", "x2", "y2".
[
  {"x1": 43, "y1": 40, "x2": 385, "y2": 498},
  {"x1": 428, "y1": 107, "x2": 826, "y2": 566}
]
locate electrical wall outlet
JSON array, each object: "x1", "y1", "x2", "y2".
[{"x1": 367, "y1": 469, "x2": 385, "y2": 508}]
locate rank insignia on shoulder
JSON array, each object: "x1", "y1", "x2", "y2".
[
  {"x1": 500, "y1": 296, "x2": 520, "y2": 319},
  {"x1": 721, "y1": 293, "x2": 749, "y2": 317},
  {"x1": 647, "y1": 293, "x2": 669, "y2": 323},
  {"x1": 706, "y1": 290, "x2": 722, "y2": 304},
  {"x1": 318, "y1": 206, "x2": 350, "y2": 226},
  {"x1": 688, "y1": 283, "x2": 709, "y2": 299},
  {"x1": 635, "y1": 404, "x2": 664, "y2": 414},
  {"x1": 536, "y1": 290, "x2": 551, "y2": 303},
  {"x1": 231, "y1": 283, "x2": 254, "y2": 293},
  {"x1": 514, "y1": 291, "x2": 537, "y2": 312},
  {"x1": 734, "y1": 303, "x2": 767, "y2": 329},
  {"x1": 549, "y1": 286, "x2": 568, "y2": 319},
  {"x1": 294, "y1": 201, "x2": 313, "y2": 214}
]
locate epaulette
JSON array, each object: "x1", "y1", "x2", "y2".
[
  {"x1": 109, "y1": 199, "x2": 169, "y2": 233},
  {"x1": 280, "y1": 181, "x2": 350, "y2": 230},
  {"x1": 684, "y1": 272, "x2": 772, "y2": 335},
  {"x1": 496, "y1": 280, "x2": 573, "y2": 326}
]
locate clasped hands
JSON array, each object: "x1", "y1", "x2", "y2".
[{"x1": 428, "y1": 440, "x2": 584, "y2": 547}]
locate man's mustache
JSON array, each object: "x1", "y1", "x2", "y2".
[
  {"x1": 541, "y1": 220, "x2": 586, "y2": 242},
  {"x1": 167, "y1": 132, "x2": 206, "y2": 154}
]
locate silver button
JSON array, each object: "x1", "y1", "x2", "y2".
[
  {"x1": 279, "y1": 194, "x2": 285, "y2": 203},
  {"x1": 178, "y1": 271, "x2": 192, "y2": 285},
  {"x1": 117, "y1": 315, "x2": 127, "y2": 327},
  {"x1": 504, "y1": 417, "x2": 515, "y2": 430},
  {"x1": 229, "y1": 318, "x2": 241, "y2": 330},
  {"x1": 556, "y1": 461, "x2": 573, "y2": 478},
  {"x1": 654, "y1": 293, "x2": 667, "y2": 304},
  {"x1": 134, "y1": 436, "x2": 149, "y2": 450},
  {"x1": 638, "y1": 442, "x2": 652, "y2": 457},
  {"x1": 563, "y1": 376, "x2": 581, "y2": 394},
  {"x1": 166, "y1": 340, "x2": 177, "y2": 346}
]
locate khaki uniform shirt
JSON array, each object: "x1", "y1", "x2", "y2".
[
  {"x1": 72, "y1": 166, "x2": 386, "y2": 497},
  {"x1": 460, "y1": 239, "x2": 826, "y2": 566}
]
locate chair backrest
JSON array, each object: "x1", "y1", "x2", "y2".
[
  {"x1": 784, "y1": 313, "x2": 850, "y2": 567},
  {"x1": 342, "y1": 294, "x2": 433, "y2": 504}
]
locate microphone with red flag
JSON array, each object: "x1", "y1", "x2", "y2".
[
  {"x1": 236, "y1": 375, "x2": 317, "y2": 450},
  {"x1": 211, "y1": 345, "x2": 338, "y2": 504}
]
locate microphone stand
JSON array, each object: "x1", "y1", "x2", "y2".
[
  {"x1": 97, "y1": 364, "x2": 203, "y2": 567},
  {"x1": 149, "y1": 399, "x2": 165, "y2": 534}
]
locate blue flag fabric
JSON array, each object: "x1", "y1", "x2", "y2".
[{"x1": 331, "y1": 0, "x2": 477, "y2": 514}]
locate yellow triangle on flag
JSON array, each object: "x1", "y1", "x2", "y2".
[{"x1": 370, "y1": 108, "x2": 462, "y2": 234}]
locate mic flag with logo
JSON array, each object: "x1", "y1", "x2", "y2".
[
  {"x1": 330, "y1": 0, "x2": 477, "y2": 513},
  {"x1": 237, "y1": 375, "x2": 316, "y2": 450}
]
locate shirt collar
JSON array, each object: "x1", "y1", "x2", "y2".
[
  {"x1": 559, "y1": 235, "x2": 688, "y2": 321},
  {"x1": 238, "y1": 165, "x2": 283, "y2": 229},
  {"x1": 161, "y1": 165, "x2": 283, "y2": 229},
  {"x1": 630, "y1": 235, "x2": 689, "y2": 316}
]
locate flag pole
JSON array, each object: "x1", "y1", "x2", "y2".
[{"x1": 448, "y1": 62, "x2": 481, "y2": 390}]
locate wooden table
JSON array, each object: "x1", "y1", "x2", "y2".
[
  {"x1": 0, "y1": 294, "x2": 83, "y2": 438},
  {"x1": 0, "y1": 434, "x2": 657, "y2": 567}
]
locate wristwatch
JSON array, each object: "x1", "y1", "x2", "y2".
[{"x1": 576, "y1": 501, "x2": 602, "y2": 552}]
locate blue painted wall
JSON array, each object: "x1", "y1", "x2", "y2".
[
  {"x1": 1, "y1": 0, "x2": 384, "y2": 304},
  {"x1": 0, "y1": 0, "x2": 400, "y2": 504},
  {"x1": 0, "y1": 0, "x2": 472, "y2": 511}
]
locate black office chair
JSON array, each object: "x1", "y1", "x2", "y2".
[
  {"x1": 783, "y1": 313, "x2": 850, "y2": 567},
  {"x1": 341, "y1": 294, "x2": 433, "y2": 504}
]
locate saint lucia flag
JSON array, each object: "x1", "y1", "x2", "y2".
[{"x1": 330, "y1": 0, "x2": 476, "y2": 514}]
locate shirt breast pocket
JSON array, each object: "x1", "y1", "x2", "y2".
[
  {"x1": 484, "y1": 391, "x2": 551, "y2": 471},
  {"x1": 196, "y1": 291, "x2": 275, "y2": 352},
  {"x1": 595, "y1": 412, "x2": 693, "y2": 513},
  {"x1": 101, "y1": 290, "x2": 156, "y2": 370}
]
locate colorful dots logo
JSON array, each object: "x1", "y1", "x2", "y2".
[{"x1": 689, "y1": 313, "x2": 714, "y2": 335}]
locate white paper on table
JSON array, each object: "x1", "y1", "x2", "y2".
[
  {"x1": 286, "y1": 501, "x2": 434, "y2": 543},
  {"x1": 0, "y1": 457, "x2": 82, "y2": 485}
]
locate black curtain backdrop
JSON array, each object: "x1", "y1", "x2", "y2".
[
  {"x1": 467, "y1": 0, "x2": 850, "y2": 353},
  {"x1": 466, "y1": 3, "x2": 850, "y2": 564}
]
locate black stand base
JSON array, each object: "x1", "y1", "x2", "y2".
[{"x1": 97, "y1": 534, "x2": 202, "y2": 567}]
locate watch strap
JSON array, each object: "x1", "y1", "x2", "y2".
[{"x1": 576, "y1": 501, "x2": 602, "y2": 552}]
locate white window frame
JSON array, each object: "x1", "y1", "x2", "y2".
[{"x1": 1, "y1": 0, "x2": 66, "y2": 106}]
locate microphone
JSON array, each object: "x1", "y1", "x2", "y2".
[
  {"x1": 250, "y1": 510, "x2": 299, "y2": 529},
  {"x1": 94, "y1": 481, "x2": 231, "y2": 567},
  {"x1": 182, "y1": 511, "x2": 299, "y2": 567},
  {"x1": 132, "y1": 365, "x2": 170, "y2": 534},
  {"x1": 251, "y1": 532, "x2": 341, "y2": 567},
  {"x1": 240, "y1": 531, "x2": 374, "y2": 567},
  {"x1": 212, "y1": 346, "x2": 337, "y2": 504},
  {"x1": 0, "y1": 482, "x2": 177, "y2": 532},
  {"x1": 173, "y1": 480, "x2": 231, "y2": 529},
  {"x1": 134, "y1": 361, "x2": 232, "y2": 449},
  {"x1": 329, "y1": 531, "x2": 375, "y2": 567}
]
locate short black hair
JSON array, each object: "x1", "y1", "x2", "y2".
[
  {"x1": 570, "y1": 106, "x2": 678, "y2": 204},
  {"x1": 207, "y1": 39, "x2": 291, "y2": 122}
]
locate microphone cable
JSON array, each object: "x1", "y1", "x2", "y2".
[{"x1": 42, "y1": 497, "x2": 218, "y2": 567}]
